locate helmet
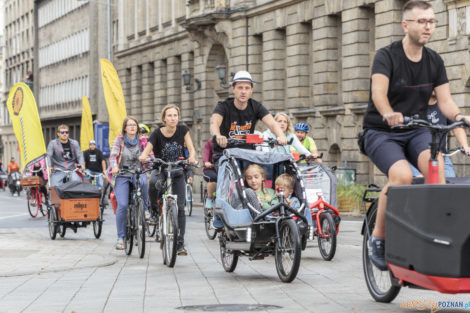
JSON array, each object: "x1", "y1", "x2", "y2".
[
  {"x1": 295, "y1": 123, "x2": 309, "y2": 132},
  {"x1": 139, "y1": 123, "x2": 150, "y2": 134}
]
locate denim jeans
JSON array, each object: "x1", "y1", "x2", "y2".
[
  {"x1": 114, "y1": 174, "x2": 149, "y2": 239},
  {"x1": 409, "y1": 155, "x2": 456, "y2": 178},
  {"x1": 84, "y1": 169, "x2": 104, "y2": 189},
  {"x1": 50, "y1": 171, "x2": 82, "y2": 186}
]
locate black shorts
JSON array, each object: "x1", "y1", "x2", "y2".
[
  {"x1": 203, "y1": 169, "x2": 217, "y2": 182},
  {"x1": 364, "y1": 128, "x2": 431, "y2": 175}
]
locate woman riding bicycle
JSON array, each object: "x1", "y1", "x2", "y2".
[
  {"x1": 262, "y1": 113, "x2": 313, "y2": 157},
  {"x1": 109, "y1": 116, "x2": 150, "y2": 250},
  {"x1": 139, "y1": 105, "x2": 196, "y2": 256}
]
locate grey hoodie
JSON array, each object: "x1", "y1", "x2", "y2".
[{"x1": 46, "y1": 138, "x2": 84, "y2": 171}]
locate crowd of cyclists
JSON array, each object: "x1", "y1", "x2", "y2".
[{"x1": 4, "y1": 1, "x2": 469, "y2": 277}]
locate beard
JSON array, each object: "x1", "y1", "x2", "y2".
[{"x1": 408, "y1": 31, "x2": 431, "y2": 46}]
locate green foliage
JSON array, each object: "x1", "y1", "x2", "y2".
[{"x1": 337, "y1": 183, "x2": 368, "y2": 209}]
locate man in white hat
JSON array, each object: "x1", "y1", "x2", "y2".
[
  {"x1": 83, "y1": 139, "x2": 107, "y2": 189},
  {"x1": 210, "y1": 70, "x2": 286, "y2": 154},
  {"x1": 209, "y1": 70, "x2": 287, "y2": 228}
]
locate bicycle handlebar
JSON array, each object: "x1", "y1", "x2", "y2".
[
  {"x1": 443, "y1": 146, "x2": 470, "y2": 157},
  {"x1": 53, "y1": 167, "x2": 81, "y2": 174},
  {"x1": 225, "y1": 134, "x2": 293, "y2": 148},
  {"x1": 392, "y1": 115, "x2": 470, "y2": 132},
  {"x1": 296, "y1": 153, "x2": 323, "y2": 163}
]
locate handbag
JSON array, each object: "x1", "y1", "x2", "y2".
[{"x1": 357, "y1": 129, "x2": 369, "y2": 156}]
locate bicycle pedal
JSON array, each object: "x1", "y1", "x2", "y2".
[{"x1": 251, "y1": 255, "x2": 264, "y2": 260}]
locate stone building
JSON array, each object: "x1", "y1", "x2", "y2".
[
  {"x1": 34, "y1": 0, "x2": 109, "y2": 145},
  {"x1": 0, "y1": 0, "x2": 34, "y2": 166},
  {"x1": 112, "y1": 0, "x2": 470, "y2": 184}
]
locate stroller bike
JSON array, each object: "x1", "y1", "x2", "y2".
[{"x1": 214, "y1": 135, "x2": 312, "y2": 282}]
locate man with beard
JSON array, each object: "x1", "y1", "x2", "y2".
[{"x1": 361, "y1": 0, "x2": 470, "y2": 270}]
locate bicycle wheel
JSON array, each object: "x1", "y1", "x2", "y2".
[
  {"x1": 203, "y1": 194, "x2": 217, "y2": 240},
  {"x1": 317, "y1": 212, "x2": 337, "y2": 261},
  {"x1": 185, "y1": 184, "x2": 193, "y2": 216},
  {"x1": 93, "y1": 203, "x2": 104, "y2": 239},
  {"x1": 220, "y1": 233, "x2": 238, "y2": 272},
  {"x1": 275, "y1": 219, "x2": 301, "y2": 283},
  {"x1": 27, "y1": 188, "x2": 39, "y2": 218},
  {"x1": 125, "y1": 205, "x2": 134, "y2": 255},
  {"x1": 136, "y1": 198, "x2": 146, "y2": 258},
  {"x1": 146, "y1": 208, "x2": 157, "y2": 237},
  {"x1": 48, "y1": 206, "x2": 58, "y2": 240},
  {"x1": 59, "y1": 224, "x2": 66, "y2": 238},
  {"x1": 363, "y1": 201, "x2": 401, "y2": 302},
  {"x1": 163, "y1": 201, "x2": 178, "y2": 267}
]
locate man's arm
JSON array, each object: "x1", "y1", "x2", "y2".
[
  {"x1": 261, "y1": 114, "x2": 287, "y2": 145},
  {"x1": 210, "y1": 113, "x2": 227, "y2": 148},
  {"x1": 452, "y1": 127, "x2": 470, "y2": 155},
  {"x1": 371, "y1": 73, "x2": 403, "y2": 126},
  {"x1": 435, "y1": 83, "x2": 468, "y2": 122}
]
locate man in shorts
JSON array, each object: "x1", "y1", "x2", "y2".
[{"x1": 362, "y1": 0, "x2": 470, "y2": 270}]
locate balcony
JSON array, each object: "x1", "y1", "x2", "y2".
[{"x1": 184, "y1": 0, "x2": 231, "y2": 30}]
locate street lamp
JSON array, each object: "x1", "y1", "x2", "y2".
[
  {"x1": 216, "y1": 64, "x2": 234, "y2": 88},
  {"x1": 182, "y1": 70, "x2": 201, "y2": 93}
]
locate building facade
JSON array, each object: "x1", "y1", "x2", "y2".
[
  {"x1": 112, "y1": 0, "x2": 470, "y2": 184},
  {"x1": 34, "y1": 0, "x2": 109, "y2": 145},
  {"x1": 1, "y1": 0, "x2": 34, "y2": 166}
]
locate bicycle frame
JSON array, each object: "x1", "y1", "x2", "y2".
[{"x1": 309, "y1": 194, "x2": 340, "y2": 235}]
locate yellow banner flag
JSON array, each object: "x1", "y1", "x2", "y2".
[
  {"x1": 80, "y1": 96, "x2": 94, "y2": 151},
  {"x1": 100, "y1": 59, "x2": 127, "y2": 148},
  {"x1": 6, "y1": 83, "x2": 46, "y2": 172}
]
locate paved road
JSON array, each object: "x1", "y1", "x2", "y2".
[{"x1": 0, "y1": 190, "x2": 468, "y2": 313}]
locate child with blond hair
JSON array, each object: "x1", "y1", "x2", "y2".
[
  {"x1": 243, "y1": 163, "x2": 278, "y2": 210},
  {"x1": 275, "y1": 173, "x2": 300, "y2": 209}
]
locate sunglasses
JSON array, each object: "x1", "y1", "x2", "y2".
[{"x1": 59, "y1": 131, "x2": 69, "y2": 134}]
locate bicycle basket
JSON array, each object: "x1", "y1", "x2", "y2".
[
  {"x1": 299, "y1": 163, "x2": 337, "y2": 207},
  {"x1": 20, "y1": 176, "x2": 44, "y2": 188}
]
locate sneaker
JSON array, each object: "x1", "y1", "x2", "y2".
[
  {"x1": 205, "y1": 198, "x2": 213, "y2": 208},
  {"x1": 212, "y1": 214, "x2": 224, "y2": 230},
  {"x1": 177, "y1": 243, "x2": 187, "y2": 256},
  {"x1": 369, "y1": 236, "x2": 387, "y2": 271}
]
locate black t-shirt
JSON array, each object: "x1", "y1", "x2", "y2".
[
  {"x1": 149, "y1": 124, "x2": 189, "y2": 162},
  {"x1": 61, "y1": 141, "x2": 73, "y2": 161},
  {"x1": 363, "y1": 40, "x2": 448, "y2": 130},
  {"x1": 427, "y1": 103, "x2": 451, "y2": 152},
  {"x1": 213, "y1": 98, "x2": 270, "y2": 152},
  {"x1": 84, "y1": 149, "x2": 104, "y2": 172}
]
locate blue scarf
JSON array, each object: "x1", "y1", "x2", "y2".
[{"x1": 124, "y1": 135, "x2": 139, "y2": 147}]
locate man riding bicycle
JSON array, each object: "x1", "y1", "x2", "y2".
[
  {"x1": 362, "y1": 0, "x2": 470, "y2": 271},
  {"x1": 209, "y1": 70, "x2": 287, "y2": 228},
  {"x1": 46, "y1": 124, "x2": 84, "y2": 187},
  {"x1": 83, "y1": 140, "x2": 107, "y2": 189}
]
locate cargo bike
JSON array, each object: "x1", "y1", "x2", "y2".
[
  {"x1": 214, "y1": 135, "x2": 313, "y2": 283},
  {"x1": 362, "y1": 116, "x2": 470, "y2": 303},
  {"x1": 47, "y1": 168, "x2": 104, "y2": 240}
]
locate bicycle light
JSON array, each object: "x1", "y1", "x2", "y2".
[{"x1": 246, "y1": 227, "x2": 252, "y2": 242}]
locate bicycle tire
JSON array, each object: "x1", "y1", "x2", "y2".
[
  {"x1": 275, "y1": 219, "x2": 301, "y2": 283},
  {"x1": 27, "y1": 188, "x2": 39, "y2": 218},
  {"x1": 48, "y1": 206, "x2": 58, "y2": 240},
  {"x1": 146, "y1": 210, "x2": 157, "y2": 237},
  {"x1": 203, "y1": 192, "x2": 217, "y2": 240},
  {"x1": 317, "y1": 212, "x2": 337, "y2": 261},
  {"x1": 185, "y1": 184, "x2": 193, "y2": 216},
  {"x1": 93, "y1": 203, "x2": 104, "y2": 239},
  {"x1": 125, "y1": 204, "x2": 134, "y2": 255},
  {"x1": 362, "y1": 201, "x2": 401, "y2": 302},
  {"x1": 136, "y1": 197, "x2": 146, "y2": 258},
  {"x1": 59, "y1": 224, "x2": 66, "y2": 238},
  {"x1": 163, "y1": 201, "x2": 178, "y2": 267},
  {"x1": 220, "y1": 233, "x2": 238, "y2": 272}
]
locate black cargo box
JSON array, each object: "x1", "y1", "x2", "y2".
[
  {"x1": 386, "y1": 184, "x2": 470, "y2": 277},
  {"x1": 54, "y1": 181, "x2": 101, "y2": 199}
]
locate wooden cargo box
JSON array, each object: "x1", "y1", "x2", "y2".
[{"x1": 50, "y1": 187, "x2": 99, "y2": 221}]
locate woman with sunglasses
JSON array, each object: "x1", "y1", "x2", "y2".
[
  {"x1": 108, "y1": 116, "x2": 150, "y2": 250},
  {"x1": 46, "y1": 124, "x2": 85, "y2": 186}
]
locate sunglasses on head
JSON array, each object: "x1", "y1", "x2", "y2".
[{"x1": 59, "y1": 131, "x2": 69, "y2": 134}]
